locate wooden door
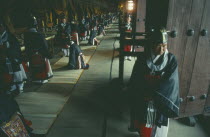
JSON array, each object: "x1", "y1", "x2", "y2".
[
  {"x1": 185, "y1": 0, "x2": 210, "y2": 116},
  {"x1": 201, "y1": 0, "x2": 210, "y2": 116},
  {"x1": 166, "y1": 0, "x2": 205, "y2": 117},
  {"x1": 145, "y1": 0, "x2": 209, "y2": 117}
]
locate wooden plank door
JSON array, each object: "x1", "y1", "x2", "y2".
[
  {"x1": 185, "y1": 0, "x2": 210, "y2": 116},
  {"x1": 146, "y1": 0, "x2": 208, "y2": 117},
  {"x1": 179, "y1": 0, "x2": 206, "y2": 117},
  {"x1": 166, "y1": 0, "x2": 201, "y2": 117},
  {"x1": 201, "y1": 0, "x2": 210, "y2": 116}
]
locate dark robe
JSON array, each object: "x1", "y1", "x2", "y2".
[
  {"x1": 24, "y1": 32, "x2": 51, "y2": 59},
  {"x1": 71, "y1": 23, "x2": 79, "y2": 33},
  {"x1": 70, "y1": 23, "x2": 80, "y2": 44},
  {"x1": 0, "y1": 31, "x2": 23, "y2": 91},
  {"x1": 24, "y1": 31, "x2": 53, "y2": 80},
  {"x1": 0, "y1": 94, "x2": 20, "y2": 125},
  {"x1": 57, "y1": 23, "x2": 71, "y2": 36},
  {"x1": 85, "y1": 17, "x2": 91, "y2": 35},
  {"x1": 98, "y1": 23, "x2": 104, "y2": 35},
  {"x1": 56, "y1": 23, "x2": 71, "y2": 48},
  {"x1": 129, "y1": 52, "x2": 180, "y2": 126},
  {"x1": 88, "y1": 23, "x2": 97, "y2": 45},
  {"x1": 0, "y1": 94, "x2": 32, "y2": 136},
  {"x1": 0, "y1": 31, "x2": 22, "y2": 72},
  {"x1": 68, "y1": 43, "x2": 86, "y2": 69},
  {"x1": 79, "y1": 23, "x2": 87, "y2": 34}
]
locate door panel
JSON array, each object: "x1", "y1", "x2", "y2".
[
  {"x1": 202, "y1": 0, "x2": 210, "y2": 116},
  {"x1": 185, "y1": 0, "x2": 210, "y2": 116},
  {"x1": 180, "y1": 0, "x2": 206, "y2": 116},
  {"x1": 166, "y1": 0, "x2": 194, "y2": 115}
]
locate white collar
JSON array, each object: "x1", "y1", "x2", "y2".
[
  {"x1": 151, "y1": 52, "x2": 161, "y2": 64},
  {"x1": 0, "y1": 31, "x2": 6, "y2": 39},
  {"x1": 0, "y1": 31, "x2": 7, "y2": 45},
  {"x1": 147, "y1": 49, "x2": 169, "y2": 72},
  {"x1": 61, "y1": 23, "x2": 66, "y2": 27},
  {"x1": 28, "y1": 28, "x2": 37, "y2": 32}
]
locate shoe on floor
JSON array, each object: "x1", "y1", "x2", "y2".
[
  {"x1": 84, "y1": 64, "x2": 89, "y2": 70},
  {"x1": 41, "y1": 80, "x2": 48, "y2": 84}
]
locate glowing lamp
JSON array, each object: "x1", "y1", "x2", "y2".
[{"x1": 127, "y1": 0, "x2": 134, "y2": 11}]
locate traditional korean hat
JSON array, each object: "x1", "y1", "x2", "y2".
[
  {"x1": 150, "y1": 29, "x2": 168, "y2": 44},
  {"x1": 27, "y1": 14, "x2": 38, "y2": 28},
  {"x1": 59, "y1": 13, "x2": 66, "y2": 19}
]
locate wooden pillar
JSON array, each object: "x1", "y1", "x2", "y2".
[
  {"x1": 135, "y1": 0, "x2": 146, "y2": 33},
  {"x1": 3, "y1": 15, "x2": 16, "y2": 34}
]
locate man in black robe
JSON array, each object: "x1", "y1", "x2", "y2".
[
  {"x1": 0, "y1": 19, "x2": 27, "y2": 94},
  {"x1": 68, "y1": 41, "x2": 89, "y2": 70},
  {"x1": 24, "y1": 15, "x2": 53, "y2": 84},
  {"x1": 57, "y1": 16, "x2": 71, "y2": 56},
  {"x1": 87, "y1": 19, "x2": 100, "y2": 46},
  {"x1": 79, "y1": 17, "x2": 88, "y2": 41},
  {"x1": 128, "y1": 29, "x2": 180, "y2": 137},
  {"x1": 70, "y1": 20, "x2": 80, "y2": 45}
]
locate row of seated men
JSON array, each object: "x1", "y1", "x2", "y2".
[
  {"x1": 0, "y1": 15, "x2": 93, "y2": 137},
  {"x1": 56, "y1": 13, "x2": 115, "y2": 57},
  {"x1": 0, "y1": 13, "x2": 116, "y2": 136},
  {"x1": 0, "y1": 15, "x2": 89, "y2": 96}
]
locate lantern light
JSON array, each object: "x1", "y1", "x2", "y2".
[{"x1": 127, "y1": 0, "x2": 134, "y2": 11}]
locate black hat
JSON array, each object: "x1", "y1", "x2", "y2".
[
  {"x1": 27, "y1": 15, "x2": 38, "y2": 28},
  {"x1": 149, "y1": 29, "x2": 168, "y2": 44},
  {"x1": 59, "y1": 13, "x2": 66, "y2": 19},
  {"x1": 60, "y1": 16, "x2": 66, "y2": 19}
]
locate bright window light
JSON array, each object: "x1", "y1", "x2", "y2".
[{"x1": 127, "y1": 0, "x2": 134, "y2": 11}]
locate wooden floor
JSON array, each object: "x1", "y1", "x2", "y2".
[{"x1": 15, "y1": 39, "x2": 97, "y2": 134}]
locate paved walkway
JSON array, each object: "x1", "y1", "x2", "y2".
[{"x1": 15, "y1": 36, "x2": 99, "y2": 134}]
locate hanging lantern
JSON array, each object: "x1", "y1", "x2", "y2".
[{"x1": 127, "y1": 0, "x2": 134, "y2": 11}]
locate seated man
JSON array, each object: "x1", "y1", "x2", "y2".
[
  {"x1": 0, "y1": 86, "x2": 32, "y2": 137},
  {"x1": 88, "y1": 20, "x2": 100, "y2": 46},
  {"x1": 79, "y1": 19, "x2": 87, "y2": 41},
  {"x1": 70, "y1": 20, "x2": 80, "y2": 45},
  {"x1": 68, "y1": 41, "x2": 89, "y2": 70},
  {"x1": 98, "y1": 23, "x2": 106, "y2": 36},
  {"x1": 56, "y1": 16, "x2": 71, "y2": 57},
  {"x1": 0, "y1": 20, "x2": 27, "y2": 95},
  {"x1": 24, "y1": 15, "x2": 53, "y2": 84}
]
